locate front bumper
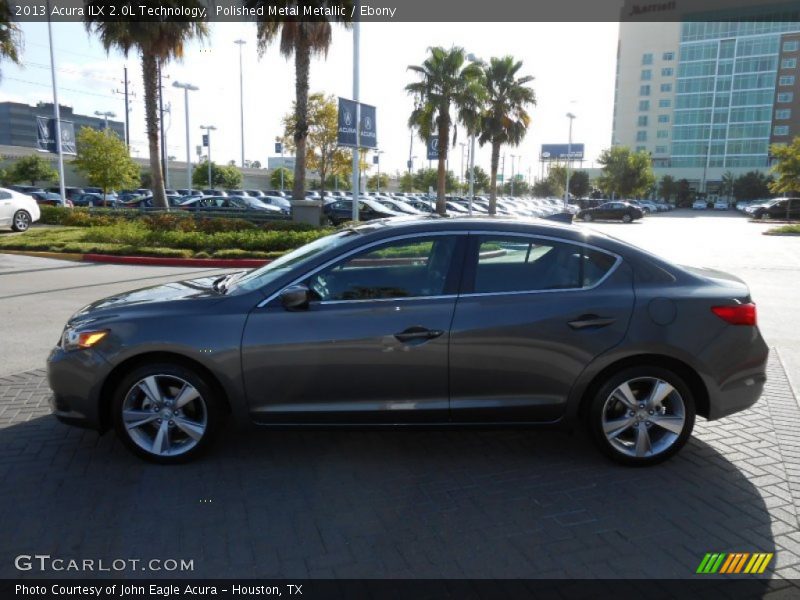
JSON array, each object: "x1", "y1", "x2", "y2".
[{"x1": 47, "y1": 345, "x2": 114, "y2": 431}]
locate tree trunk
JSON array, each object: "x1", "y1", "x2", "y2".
[
  {"x1": 436, "y1": 117, "x2": 449, "y2": 216},
  {"x1": 141, "y1": 52, "x2": 167, "y2": 209},
  {"x1": 293, "y1": 36, "x2": 310, "y2": 202},
  {"x1": 489, "y1": 139, "x2": 500, "y2": 215}
]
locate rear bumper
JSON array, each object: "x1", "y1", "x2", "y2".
[{"x1": 701, "y1": 328, "x2": 770, "y2": 421}]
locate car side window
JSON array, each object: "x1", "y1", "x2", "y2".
[
  {"x1": 306, "y1": 236, "x2": 458, "y2": 301},
  {"x1": 0, "y1": 191, "x2": 11, "y2": 199},
  {"x1": 472, "y1": 236, "x2": 616, "y2": 293}
]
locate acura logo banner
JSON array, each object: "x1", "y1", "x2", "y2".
[{"x1": 338, "y1": 97, "x2": 377, "y2": 149}]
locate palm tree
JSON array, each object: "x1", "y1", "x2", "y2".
[
  {"x1": 85, "y1": 5, "x2": 207, "y2": 208},
  {"x1": 721, "y1": 170, "x2": 736, "y2": 201},
  {"x1": 477, "y1": 56, "x2": 535, "y2": 215},
  {"x1": 0, "y1": 0, "x2": 22, "y2": 80},
  {"x1": 246, "y1": 1, "x2": 352, "y2": 203},
  {"x1": 406, "y1": 46, "x2": 484, "y2": 216}
]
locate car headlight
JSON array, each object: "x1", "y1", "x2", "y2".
[{"x1": 61, "y1": 328, "x2": 108, "y2": 352}]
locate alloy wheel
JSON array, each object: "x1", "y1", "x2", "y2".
[
  {"x1": 13, "y1": 211, "x2": 30, "y2": 231},
  {"x1": 600, "y1": 377, "x2": 686, "y2": 459},
  {"x1": 121, "y1": 374, "x2": 208, "y2": 458}
]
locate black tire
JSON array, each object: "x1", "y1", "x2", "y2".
[
  {"x1": 588, "y1": 365, "x2": 696, "y2": 467},
  {"x1": 11, "y1": 210, "x2": 31, "y2": 232},
  {"x1": 583, "y1": 213, "x2": 593, "y2": 222},
  {"x1": 112, "y1": 362, "x2": 223, "y2": 464},
  {"x1": 622, "y1": 213, "x2": 632, "y2": 223}
]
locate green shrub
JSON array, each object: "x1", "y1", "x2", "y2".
[{"x1": 39, "y1": 206, "x2": 70, "y2": 225}]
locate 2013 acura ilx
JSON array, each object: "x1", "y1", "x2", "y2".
[{"x1": 47, "y1": 217, "x2": 769, "y2": 465}]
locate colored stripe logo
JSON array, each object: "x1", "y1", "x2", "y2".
[{"x1": 696, "y1": 552, "x2": 773, "y2": 574}]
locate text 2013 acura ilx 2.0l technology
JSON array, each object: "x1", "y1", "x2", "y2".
[{"x1": 47, "y1": 217, "x2": 769, "y2": 465}]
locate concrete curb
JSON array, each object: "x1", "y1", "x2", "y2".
[{"x1": 1, "y1": 249, "x2": 270, "y2": 268}]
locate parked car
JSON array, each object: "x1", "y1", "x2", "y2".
[
  {"x1": 750, "y1": 197, "x2": 800, "y2": 220},
  {"x1": 176, "y1": 189, "x2": 203, "y2": 197},
  {"x1": 47, "y1": 217, "x2": 769, "y2": 465},
  {"x1": 72, "y1": 193, "x2": 117, "y2": 208},
  {"x1": 178, "y1": 195, "x2": 284, "y2": 214},
  {"x1": 577, "y1": 201, "x2": 644, "y2": 223},
  {"x1": 201, "y1": 189, "x2": 227, "y2": 197},
  {"x1": 47, "y1": 187, "x2": 85, "y2": 202},
  {"x1": 692, "y1": 199, "x2": 708, "y2": 210},
  {"x1": 0, "y1": 187, "x2": 41, "y2": 231},
  {"x1": 323, "y1": 198, "x2": 400, "y2": 225},
  {"x1": 30, "y1": 191, "x2": 72, "y2": 208},
  {"x1": 713, "y1": 199, "x2": 729, "y2": 211},
  {"x1": 122, "y1": 195, "x2": 188, "y2": 209},
  {"x1": 9, "y1": 185, "x2": 44, "y2": 195}
]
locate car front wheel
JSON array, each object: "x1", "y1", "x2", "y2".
[
  {"x1": 112, "y1": 363, "x2": 222, "y2": 464},
  {"x1": 12, "y1": 210, "x2": 31, "y2": 232},
  {"x1": 588, "y1": 366, "x2": 695, "y2": 466},
  {"x1": 583, "y1": 213, "x2": 593, "y2": 222},
  {"x1": 622, "y1": 213, "x2": 632, "y2": 223}
]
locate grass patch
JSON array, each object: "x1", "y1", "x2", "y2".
[{"x1": 765, "y1": 224, "x2": 800, "y2": 235}]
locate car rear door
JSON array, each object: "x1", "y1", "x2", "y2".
[
  {"x1": 449, "y1": 233, "x2": 635, "y2": 422},
  {"x1": 241, "y1": 233, "x2": 466, "y2": 423}
]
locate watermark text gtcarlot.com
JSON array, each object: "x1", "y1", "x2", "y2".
[{"x1": 14, "y1": 554, "x2": 194, "y2": 573}]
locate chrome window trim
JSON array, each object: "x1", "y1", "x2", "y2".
[
  {"x1": 256, "y1": 231, "x2": 467, "y2": 308},
  {"x1": 256, "y1": 229, "x2": 623, "y2": 308}
]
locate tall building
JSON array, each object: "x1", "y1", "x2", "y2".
[
  {"x1": 613, "y1": 1, "x2": 800, "y2": 195},
  {"x1": 0, "y1": 101, "x2": 125, "y2": 150}
]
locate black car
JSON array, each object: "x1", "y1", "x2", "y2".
[
  {"x1": 47, "y1": 217, "x2": 769, "y2": 466},
  {"x1": 72, "y1": 193, "x2": 118, "y2": 208},
  {"x1": 751, "y1": 197, "x2": 800, "y2": 220},
  {"x1": 47, "y1": 186, "x2": 85, "y2": 202},
  {"x1": 323, "y1": 198, "x2": 400, "y2": 225},
  {"x1": 122, "y1": 195, "x2": 187, "y2": 208},
  {"x1": 577, "y1": 201, "x2": 644, "y2": 223}
]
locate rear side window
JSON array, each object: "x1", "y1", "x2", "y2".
[
  {"x1": 0, "y1": 191, "x2": 11, "y2": 200},
  {"x1": 473, "y1": 237, "x2": 617, "y2": 293}
]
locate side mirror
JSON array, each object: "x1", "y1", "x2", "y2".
[{"x1": 279, "y1": 284, "x2": 310, "y2": 311}]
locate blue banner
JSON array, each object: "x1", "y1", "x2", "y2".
[
  {"x1": 338, "y1": 98, "x2": 377, "y2": 149},
  {"x1": 426, "y1": 135, "x2": 440, "y2": 160},
  {"x1": 540, "y1": 143, "x2": 584, "y2": 160}
]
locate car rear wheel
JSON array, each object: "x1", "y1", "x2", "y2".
[
  {"x1": 583, "y1": 213, "x2": 593, "y2": 222},
  {"x1": 112, "y1": 363, "x2": 222, "y2": 464},
  {"x1": 588, "y1": 366, "x2": 695, "y2": 466},
  {"x1": 622, "y1": 214, "x2": 632, "y2": 223},
  {"x1": 11, "y1": 210, "x2": 31, "y2": 232}
]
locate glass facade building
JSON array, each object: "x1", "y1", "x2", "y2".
[{"x1": 671, "y1": 19, "x2": 800, "y2": 169}]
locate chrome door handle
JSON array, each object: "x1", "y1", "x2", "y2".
[
  {"x1": 394, "y1": 326, "x2": 444, "y2": 343},
  {"x1": 568, "y1": 315, "x2": 617, "y2": 330}
]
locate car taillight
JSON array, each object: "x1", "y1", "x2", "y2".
[{"x1": 711, "y1": 303, "x2": 756, "y2": 326}]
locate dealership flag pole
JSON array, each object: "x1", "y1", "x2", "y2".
[
  {"x1": 47, "y1": 0, "x2": 66, "y2": 203},
  {"x1": 351, "y1": 7, "x2": 361, "y2": 222}
]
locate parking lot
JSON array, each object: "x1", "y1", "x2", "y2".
[{"x1": 1, "y1": 211, "x2": 800, "y2": 582}]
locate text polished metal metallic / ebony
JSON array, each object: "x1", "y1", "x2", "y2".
[{"x1": 47, "y1": 217, "x2": 769, "y2": 465}]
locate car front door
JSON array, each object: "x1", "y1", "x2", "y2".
[
  {"x1": 449, "y1": 233, "x2": 635, "y2": 422},
  {"x1": 241, "y1": 233, "x2": 466, "y2": 423}
]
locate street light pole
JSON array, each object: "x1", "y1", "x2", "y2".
[
  {"x1": 200, "y1": 125, "x2": 216, "y2": 188},
  {"x1": 565, "y1": 112, "x2": 576, "y2": 207},
  {"x1": 466, "y1": 52, "x2": 484, "y2": 217},
  {"x1": 46, "y1": 0, "x2": 66, "y2": 203},
  {"x1": 374, "y1": 150, "x2": 384, "y2": 192},
  {"x1": 510, "y1": 153, "x2": 517, "y2": 197},
  {"x1": 234, "y1": 39, "x2": 246, "y2": 168},
  {"x1": 172, "y1": 81, "x2": 198, "y2": 193},
  {"x1": 351, "y1": 7, "x2": 361, "y2": 222}
]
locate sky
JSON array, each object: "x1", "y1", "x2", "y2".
[{"x1": 0, "y1": 21, "x2": 619, "y2": 181}]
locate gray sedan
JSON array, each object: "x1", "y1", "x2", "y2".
[{"x1": 47, "y1": 217, "x2": 768, "y2": 465}]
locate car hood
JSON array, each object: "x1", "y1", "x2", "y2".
[{"x1": 70, "y1": 276, "x2": 221, "y2": 322}]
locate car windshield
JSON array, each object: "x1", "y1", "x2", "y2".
[{"x1": 228, "y1": 229, "x2": 361, "y2": 293}]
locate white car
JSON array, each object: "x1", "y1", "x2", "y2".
[
  {"x1": 0, "y1": 187, "x2": 41, "y2": 232},
  {"x1": 713, "y1": 199, "x2": 729, "y2": 210},
  {"x1": 692, "y1": 199, "x2": 708, "y2": 210}
]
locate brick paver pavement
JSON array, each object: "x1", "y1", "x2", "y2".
[{"x1": 1, "y1": 352, "x2": 799, "y2": 584}]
